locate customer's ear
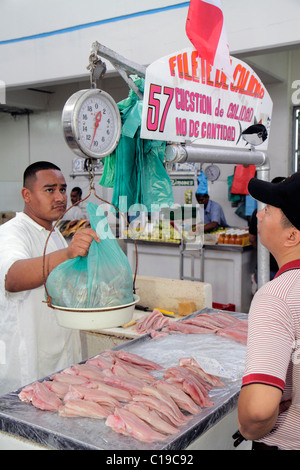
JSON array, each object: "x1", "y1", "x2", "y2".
[{"x1": 284, "y1": 228, "x2": 300, "y2": 247}]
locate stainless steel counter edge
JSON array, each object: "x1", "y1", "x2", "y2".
[{"x1": 124, "y1": 238, "x2": 253, "y2": 252}]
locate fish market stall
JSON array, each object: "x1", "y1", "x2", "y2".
[
  {"x1": 0, "y1": 308, "x2": 250, "y2": 450},
  {"x1": 126, "y1": 239, "x2": 255, "y2": 313},
  {"x1": 80, "y1": 275, "x2": 213, "y2": 358}
]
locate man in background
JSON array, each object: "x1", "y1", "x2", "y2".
[
  {"x1": 196, "y1": 192, "x2": 228, "y2": 232},
  {"x1": 63, "y1": 186, "x2": 87, "y2": 220}
]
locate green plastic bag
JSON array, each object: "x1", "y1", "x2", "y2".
[
  {"x1": 100, "y1": 75, "x2": 174, "y2": 213},
  {"x1": 99, "y1": 153, "x2": 116, "y2": 188},
  {"x1": 46, "y1": 202, "x2": 133, "y2": 309}
]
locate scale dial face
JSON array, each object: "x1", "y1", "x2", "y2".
[
  {"x1": 204, "y1": 164, "x2": 220, "y2": 182},
  {"x1": 62, "y1": 89, "x2": 121, "y2": 159}
]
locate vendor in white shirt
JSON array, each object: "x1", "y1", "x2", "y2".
[{"x1": 0, "y1": 161, "x2": 99, "y2": 396}]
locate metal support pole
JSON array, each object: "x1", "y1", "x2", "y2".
[
  {"x1": 90, "y1": 41, "x2": 146, "y2": 99},
  {"x1": 165, "y1": 143, "x2": 270, "y2": 291},
  {"x1": 165, "y1": 143, "x2": 266, "y2": 167},
  {"x1": 255, "y1": 157, "x2": 271, "y2": 289}
]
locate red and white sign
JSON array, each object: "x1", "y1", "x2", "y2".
[
  {"x1": 141, "y1": 48, "x2": 273, "y2": 150},
  {"x1": 186, "y1": 0, "x2": 232, "y2": 79}
]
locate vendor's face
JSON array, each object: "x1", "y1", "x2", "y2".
[
  {"x1": 71, "y1": 190, "x2": 81, "y2": 204},
  {"x1": 22, "y1": 169, "x2": 67, "y2": 229},
  {"x1": 197, "y1": 195, "x2": 209, "y2": 208}
]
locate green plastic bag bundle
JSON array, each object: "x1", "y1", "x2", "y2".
[
  {"x1": 46, "y1": 202, "x2": 134, "y2": 309},
  {"x1": 99, "y1": 152, "x2": 116, "y2": 188},
  {"x1": 100, "y1": 75, "x2": 174, "y2": 213},
  {"x1": 138, "y1": 139, "x2": 173, "y2": 211}
]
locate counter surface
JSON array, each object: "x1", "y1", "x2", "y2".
[
  {"x1": 126, "y1": 240, "x2": 255, "y2": 312},
  {"x1": 125, "y1": 238, "x2": 252, "y2": 252},
  {"x1": 0, "y1": 309, "x2": 247, "y2": 450}
]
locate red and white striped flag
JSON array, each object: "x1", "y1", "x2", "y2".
[{"x1": 185, "y1": 0, "x2": 232, "y2": 79}]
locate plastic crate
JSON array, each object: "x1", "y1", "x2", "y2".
[{"x1": 212, "y1": 302, "x2": 236, "y2": 312}]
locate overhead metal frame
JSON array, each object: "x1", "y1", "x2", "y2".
[{"x1": 89, "y1": 42, "x2": 271, "y2": 289}]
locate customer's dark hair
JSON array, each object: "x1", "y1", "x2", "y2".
[{"x1": 23, "y1": 161, "x2": 61, "y2": 188}]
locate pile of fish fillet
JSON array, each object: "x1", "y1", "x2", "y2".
[
  {"x1": 136, "y1": 310, "x2": 248, "y2": 344},
  {"x1": 18, "y1": 312, "x2": 247, "y2": 443}
]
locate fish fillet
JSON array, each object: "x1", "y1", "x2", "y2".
[
  {"x1": 87, "y1": 380, "x2": 132, "y2": 402},
  {"x1": 30, "y1": 382, "x2": 62, "y2": 411},
  {"x1": 18, "y1": 383, "x2": 35, "y2": 403},
  {"x1": 179, "y1": 358, "x2": 225, "y2": 387},
  {"x1": 141, "y1": 385, "x2": 189, "y2": 423},
  {"x1": 163, "y1": 366, "x2": 214, "y2": 407},
  {"x1": 44, "y1": 380, "x2": 70, "y2": 399},
  {"x1": 58, "y1": 398, "x2": 110, "y2": 419},
  {"x1": 124, "y1": 402, "x2": 179, "y2": 435},
  {"x1": 70, "y1": 363, "x2": 106, "y2": 381},
  {"x1": 155, "y1": 381, "x2": 200, "y2": 415},
  {"x1": 111, "y1": 362, "x2": 148, "y2": 389},
  {"x1": 86, "y1": 355, "x2": 113, "y2": 369},
  {"x1": 102, "y1": 369, "x2": 144, "y2": 394},
  {"x1": 135, "y1": 310, "x2": 170, "y2": 334},
  {"x1": 105, "y1": 407, "x2": 166, "y2": 442},
  {"x1": 51, "y1": 373, "x2": 89, "y2": 385},
  {"x1": 116, "y1": 350, "x2": 163, "y2": 370},
  {"x1": 132, "y1": 393, "x2": 187, "y2": 426},
  {"x1": 167, "y1": 322, "x2": 215, "y2": 334},
  {"x1": 216, "y1": 328, "x2": 247, "y2": 344},
  {"x1": 182, "y1": 317, "x2": 219, "y2": 332},
  {"x1": 114, "y1": 358, "x2": 156, "y2": 383},
  {"x1": 63, "y1": 385, "x2": 121, "y2": 410}
]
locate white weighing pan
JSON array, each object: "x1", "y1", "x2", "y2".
[{"x1": 52, "y1": 295, "x2": 140, "y2": 330}]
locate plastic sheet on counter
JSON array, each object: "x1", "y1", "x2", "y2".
[{"x1": 0, "y1": 309, "x2": 247, "y2": 450}]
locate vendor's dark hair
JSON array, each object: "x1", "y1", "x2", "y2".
[{"x1": 23, "y1": 161, "x2": 61, "y2": 188}]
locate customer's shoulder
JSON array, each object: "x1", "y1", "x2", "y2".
[{"x1": 259, "y1": 269, "x2": 300, "y2": 299}]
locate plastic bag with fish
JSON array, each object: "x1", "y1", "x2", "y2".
[{"x1": 46, "y1": 202, "x2": 134, "y2": 309}]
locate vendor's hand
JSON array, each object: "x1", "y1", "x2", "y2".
[{"x1": 67, "y1": 228, "x2": 100, "y2": 258}]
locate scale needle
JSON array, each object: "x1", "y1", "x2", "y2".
[{"x1": 90, "y1": 111, "x2": 102, "y2": 149}]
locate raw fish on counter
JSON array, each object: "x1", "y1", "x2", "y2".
[
  {"x1": 164, "y1": 311, "x2": 248, "y2": 345},
  {"x1": 123, "y1": 402, "x2": 179, "y2": 435},
  {"x1": 115, "y1": 350, "x2": 164, "y2": 370},
  {"x1": 19, "y1": 382, "x2": 62, "y2": 412},
  {"x1": 178, "y1": 358, "x2": 225, "y2": 387},
  {"x1": 155, "y1": 381, "x2": 200, "y2": 415},
  {"x1": 18, "y1": 349, "x2": 228, "y2": 443},
  {"x1": 167, "y1": 322, "x2": 217, "y2": 334},
  {"x1": 105, "y1": 407, "x2": 167, "y2": 443},
  {"x1": 132, "y1": 307, "x2": 248, "y2": 345},
  {"x1": 59, "y1": 399, "x2": 111, "y2": 419},
  {"x1": 135, "y1": 309, "x2": 170, "y2": 334},
  {"x1": 63, "y1": 385, "x2": 121, "y2": 411}
]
